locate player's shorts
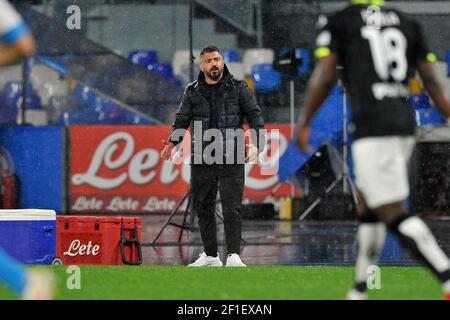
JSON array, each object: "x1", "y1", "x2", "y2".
[{"x1": 352, "y1": 136, "x2": 415, "y2": 209}]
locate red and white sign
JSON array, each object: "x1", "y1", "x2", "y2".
[{"x1": 69, "y1": 125, "x2": 299, "y2": 214}]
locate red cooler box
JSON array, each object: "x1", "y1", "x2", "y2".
[{"x1": 56, "y1": 216, "x2": 142, "y2": 265}]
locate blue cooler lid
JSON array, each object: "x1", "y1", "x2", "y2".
[{"x1": 0, "y1": 209, "x2": 56, "y2": 221}]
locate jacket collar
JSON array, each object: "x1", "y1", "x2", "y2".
[{"x1": 194, "y1": 64, "x2": 233, "y2": 90}]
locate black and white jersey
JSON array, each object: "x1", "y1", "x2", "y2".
[{"x1": 315, "y1": 3, "x2": 435, "y2": 140}]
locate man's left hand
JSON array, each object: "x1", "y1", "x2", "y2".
[{"x1": 245, "y1": 143, "x2": 259, "y2": 163}]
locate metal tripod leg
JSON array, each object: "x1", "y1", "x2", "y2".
[
  {"x1": 151, "y1": 188, "x2": 248, "y2": 245},
  {"x1": 299, "y1": 174, "x2": 359, "y2": 221},
  {"x1": 151, "y1": 190, "x2": 190, "y2": 245},
  {"x1": 178, "y1": 193, "x2": 192, "y2": 242},
  {"x1": 299, "y1": 177, "x2": 341, "y2": 221},
  {"x1": 347, "y1": 176, "x2": 359, "y2": 207}
]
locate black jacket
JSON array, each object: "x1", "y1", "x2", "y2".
[{"x1": 168, "y1": 65, "x2": 265, "y2": 165}]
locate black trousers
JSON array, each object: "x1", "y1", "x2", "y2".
[{"x1": 191, "y1": 164, "x2": 244, "y2": 256}]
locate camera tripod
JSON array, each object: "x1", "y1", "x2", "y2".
[
  {"x1": 151, "y1": 189, "x2": 193, "y2": 245},
  {"x1": 299, "y1": 82, "x2": 359, "y2": 220},
  {"x1": 151, "y1": 187, "x2": 247, "y2": 245}
]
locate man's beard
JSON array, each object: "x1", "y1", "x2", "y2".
[{"x1": 207, "y1": 67, "x2": 222, "y2": 81}]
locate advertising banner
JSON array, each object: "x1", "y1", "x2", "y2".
[
  {"x1": 69, "y1": 125, "x2": 298, "y2": 214},
  {"x1": 0, "y1": 126, "x2": 64, "y2": 212}
]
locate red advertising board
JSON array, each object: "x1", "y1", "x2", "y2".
[{"x1": 69, "y1": 125, "x2": 299, "y2": 214}]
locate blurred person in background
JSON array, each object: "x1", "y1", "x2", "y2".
[
  {"x1": 0, "y1": 0, "x2": 54, "y2": 300},
  {"x1": 297, "y1": 0, "x2": 450, "y2": 300},
  {"x1": 161, "y1": 46, "x2": 265, "y2": 267}
]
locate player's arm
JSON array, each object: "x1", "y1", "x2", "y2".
[
  {"x1": 0, "y1": 0, "x2": 35, "y2": 66},
  {"x1": 0, "y1": 32, "x2": 35, "y2": 66},
  {"x1": 417, "y1": 61, "x2": 450, "y2": 120},
  {"x1": 296, "y1": 53, "x2": 339, "y2": 152}
]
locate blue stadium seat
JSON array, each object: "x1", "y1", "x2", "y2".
[
  {"x1": 96, "y1": 109, "x2": 127, "y2": 125},
  {"x1": 0, "y1": 93, "x2": 15, "y2": 123},
  {"x1": 47, "y1": 95, "x2": 76, "y2": 123},
  {"x1": 446, "y1": 49, "x2": 450, "y2": 76},
  {"x1": 73, "y1": 84, "x2": 97, "y2": 108},
  {"x1": 3, "y1": 81, "x2": 33, "y2": 104},
  {"x1": 61, "y1": 100, "x2": 154, "y2": 126},
  {"x1": 169, "y1": 78, "x2": 183, "y2": 87},
  {"x1": 296, "y1": 48, "x2": 311, "y2": 76},
  {"x1": 128, "y1": 49, "x2": 159, "y2": 67},
  {"x1": 415, "y1": 108, "x2": 445, "y2": 126},
  {"x1": 158, "y1": 64, "x2": 174, "y2": 80},
  {"x1": 3, "y1": 81, "x2": 21, "y2": 98},
  {"x1": 0, "y1": 82, "x2": 42, "y2": 123},
  {"x1": 221, "y1": 49, "x2": 240, "y2": 63},
  {"x1": 92, "y1": 95, "x2": 127, "y2": 124},
  {"x1": 251, "y1": 64, "x2": 282, "y2": 93},
  {"x1": 94, "y1": 96, "x2": 118, "y2": 112},
  {"x1": 276, "y1": 48, "x2": 311, "y2": 77},
  {"x1": 408, "y1": 93, "x2": 431, "y2": 110},
  {"x1": 148, "y1": 63, "x2": 174, "y2": 80},
  {"x1": 23, "y1": 95, "x2": 42, "y2": 110},
  {"x1": 59, "y1": 105, "x2": 127, "y2": 126},
  {"x1": 59, "y1": 108, "x2": 100, "y2": 126},
  {"x1": 124, "y1": 110, "x2": 154, "y2": 125},
  {"x1": 380, "y1": 232, "x2": 405, "y2": 262}
]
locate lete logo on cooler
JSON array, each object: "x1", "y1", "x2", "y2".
[{"x1": 63, "y1": 239, "x2": 100, "y2": 256}]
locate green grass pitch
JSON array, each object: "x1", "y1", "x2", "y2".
[{"x1": 0, "y1": 266, "x2": 444, "y2": 300}]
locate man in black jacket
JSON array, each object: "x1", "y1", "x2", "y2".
[{"x1": 161, "y1": 46, "x2": 265, "y2": 267}]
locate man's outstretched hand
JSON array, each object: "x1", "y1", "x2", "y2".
[
  {"x1": 245, "y1": 143, "x2": 259, "y2": 163},
  {"x1": 161, "y1": 139, "x2": 175, "y2": 161}
]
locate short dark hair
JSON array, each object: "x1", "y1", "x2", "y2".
[{"x1": 200, "y1": 45, "x2": 221, "y2": 57}]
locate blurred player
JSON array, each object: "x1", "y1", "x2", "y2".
[
  {"x1": 0, "y1": 0, "x2": 54, "y2": 299},
  {"x1": 296, "y1": 0, "x2": 450, "y2": 300}
]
